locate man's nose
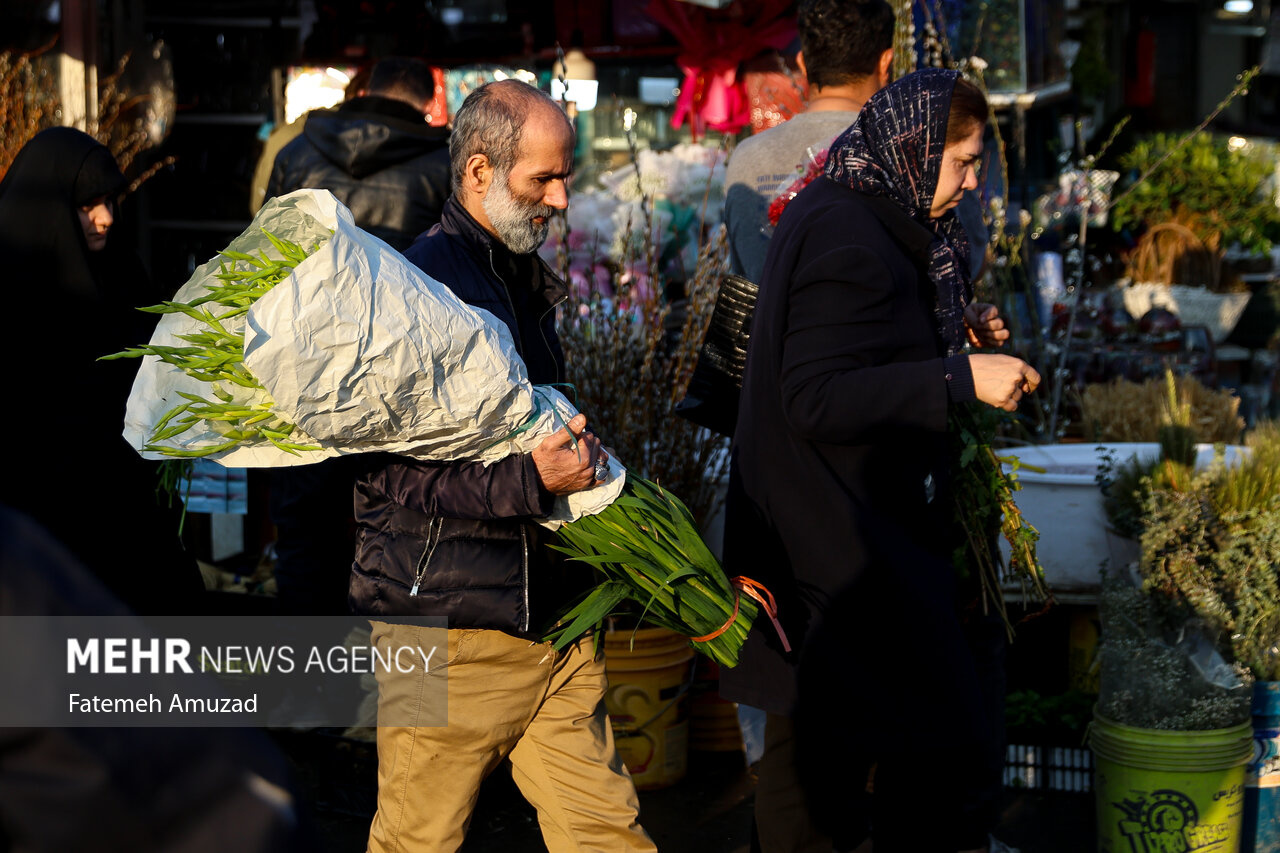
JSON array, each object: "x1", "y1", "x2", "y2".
[{"x1": 544, "y1": 179, "x2": 569, "y2": 210}]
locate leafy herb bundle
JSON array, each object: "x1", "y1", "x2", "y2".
[{"x1": 952, "y1": 403, "x2": 1050, "y2": 636}]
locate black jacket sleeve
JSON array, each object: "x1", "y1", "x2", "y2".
[{"x1": 370, "y1": 452, "x2": 556, "y2": 520}]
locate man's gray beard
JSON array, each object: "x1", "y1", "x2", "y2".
[{"x1": 483, "y1": 171, "x2": 553, "y2": 255}]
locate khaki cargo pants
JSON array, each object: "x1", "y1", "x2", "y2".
[{"x1": 366, "y1": 623, "x2": 656, "y2": 853}]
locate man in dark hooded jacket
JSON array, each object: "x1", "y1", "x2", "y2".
[
  {"x1": 265, "y1": 56, "x2": 449, "y2": 251},
  {"x1": 265, "y1": 57, "x2": 452, "y2": 616}
]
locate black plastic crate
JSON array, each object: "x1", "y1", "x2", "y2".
[{"x1": 1004, "y1": 743, "x2": 1093, "y2": 792}]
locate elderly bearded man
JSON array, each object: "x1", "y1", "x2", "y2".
[{"x1": 349, "y1": 79, "x2": 657, "y2": 853}]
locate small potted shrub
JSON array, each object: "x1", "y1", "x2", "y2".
[
  {"x1": 1093, "y1": 369, "x2": 1246, "y2": 567},
  {"x1": 1092, "y1": 422, "x2": 1280, "y2": 851}
]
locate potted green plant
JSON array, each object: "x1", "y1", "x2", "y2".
[
  {"x1": 1109, "y1": 131, "x2": 1278, "y2": 343},
  {"x1": 1099, "y1": 420, "x2": 1280, "y2": 679},
  {"x1": 995, "y1": 371, "x2": 1244, "y2": 590},
  {"x1": 1092, "y1": 422, "x2": 1280, "y2": 851},
  {"x1": 1082, "y1": 371, "x2": 1246, "y2": 447}
]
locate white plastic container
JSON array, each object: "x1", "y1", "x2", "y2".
[{"x1": 997, "y1": 442, "x2": 1246, "y2": 593}]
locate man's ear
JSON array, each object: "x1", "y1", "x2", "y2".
[
  {"x1": 461, "y1": 153, "x2": 492, "y2": 194},
  {"x1": 877, "y1": 48, "x2": 894, "y2": 88},
  {"x1": 796, "y1": 50, "x2": 808, "y2": 88}
]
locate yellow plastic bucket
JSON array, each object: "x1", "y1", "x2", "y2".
[
  {"x1": 603, "y1": 627, "x2": 694, "y2": 790},
  {"x1": 1091, "y1": 713, "x2": 1252, "y2": 853}
]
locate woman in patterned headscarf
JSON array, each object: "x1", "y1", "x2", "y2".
[{"x1": 721, "y1": 69, "x2": 1040, "y2": 852}]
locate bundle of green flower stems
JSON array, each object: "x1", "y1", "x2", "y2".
[
  {"x1": 102, "y1": 230, "x2": 328, "y2": 457},
  {"x1": 952, "y1": 404, "x2": 1050, "y2": 637},
  {"x1": 550, "y1": 476, "x2": 781, "y2": 668}
]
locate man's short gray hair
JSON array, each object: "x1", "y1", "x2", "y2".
[{"x1": 449, "y1": 79, "x2": 570, "y2": 193}]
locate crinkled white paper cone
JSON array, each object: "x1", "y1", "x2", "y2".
[
  {"x1": 122, "y1": 189, "x2": 625, "y2": 523},
  {"x1": 126, "y1": 189, "x2": 536, "y2": 466},
  {"x1": 243, "y1": 197, "x2": 536, "y2": 461},
  {"x1": 123, "y1": 191, "x2": 340, "y2": 465}
]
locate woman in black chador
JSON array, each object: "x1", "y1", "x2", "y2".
[
  {"x1": 722, "y1": 69, "x2": 1041, "y2": 852},
  {"x1": 0, "y1": 127, "x2": 203, "y2": 614}
]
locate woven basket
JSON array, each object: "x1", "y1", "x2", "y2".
[
  {"x1": 675, "y1": 273, "x2": 758, "y2": 437},
  {"x1": 1120, "y1": 282, "x2": 1252, "y2": 343}
]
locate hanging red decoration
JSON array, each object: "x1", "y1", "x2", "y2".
[{"x1": 644, "y1": 0, "x2": 796, "y2": 139}]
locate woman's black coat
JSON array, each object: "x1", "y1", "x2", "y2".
[
  {"x1": 720, "y1": 175, "x2": 993, "y2": 752},
  {"x1": 0, "y1": 129, "x2": 203, "y2": 614}
]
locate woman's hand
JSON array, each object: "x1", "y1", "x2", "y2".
[
  {"x1": 964, "y1": 302, "x2": 1010, "y2": 348},
  {"x1": 970, "y1": 354, "x2": 1040, "y2": 412}
]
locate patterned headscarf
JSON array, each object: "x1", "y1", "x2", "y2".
[{"x1": 824, "y1": 68, "x2": 973, "y2": 355}]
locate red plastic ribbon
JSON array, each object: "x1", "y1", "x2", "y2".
[{"x1": 690, "y1": 576, "x2": 792, "y2": 653}]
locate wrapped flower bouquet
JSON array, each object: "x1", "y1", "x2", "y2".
[{"x1": 110, "y1": 189, "x2": 773, "y2": 665}]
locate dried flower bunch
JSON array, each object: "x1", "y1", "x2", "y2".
[
  {"x1": 94, "y1": 51, "x2": 176, "y2": 194},
  {"x1": 0, "y1": 40, "x2": 59, "y2": 182},
  {"x1": 1097, "y1": 577, "x2": 1251, "y2": 730},
  {"x1": 1097, "y1": 369, "x2": 1242, "y2": 538},
  {"x1": 0, "y1": 43, "x2": 170, "y2": 191},
  {"x1": 556, "y1": 229, "x2": 730, "y2": 529},
  {"x1": 1082, "y1": 373, "x2": 1244, "y2": 444}
]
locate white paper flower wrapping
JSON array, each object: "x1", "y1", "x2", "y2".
[{"x1": 123, "y1": 189, "x2": 623, "y2": 526}]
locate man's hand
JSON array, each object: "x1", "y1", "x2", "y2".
[
  {"x1": 964, "y1": 302, "x2": 1010, "y2": 348},
  {"x1": 970, "y1": 354, "x2": 1041, "y2": 412},
  {"x1": 531, "y1": 414, "x2": 609, "y2": 495}
]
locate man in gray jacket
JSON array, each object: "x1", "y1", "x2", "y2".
[
  {"x1": 724, "y1": 0, "x2": 988, "y2": 287},
  {"x1": 723, "y1": 0, "x2": 894, "y2": 286}
]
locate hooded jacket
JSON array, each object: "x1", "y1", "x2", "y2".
[
  {"x1": 265, "y1": 96, "x2": 452, "y2": 614},
  {"x1": 349, "y1": 196, "x2": 584, "y2": 636},
  {"x1": 265, "y1": 95, "x2": 450, "y2": 250}
]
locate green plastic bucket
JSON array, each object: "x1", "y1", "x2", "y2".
[{"x1": 1091, "y1": 713, "x2": 1252, "y2": 853}]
